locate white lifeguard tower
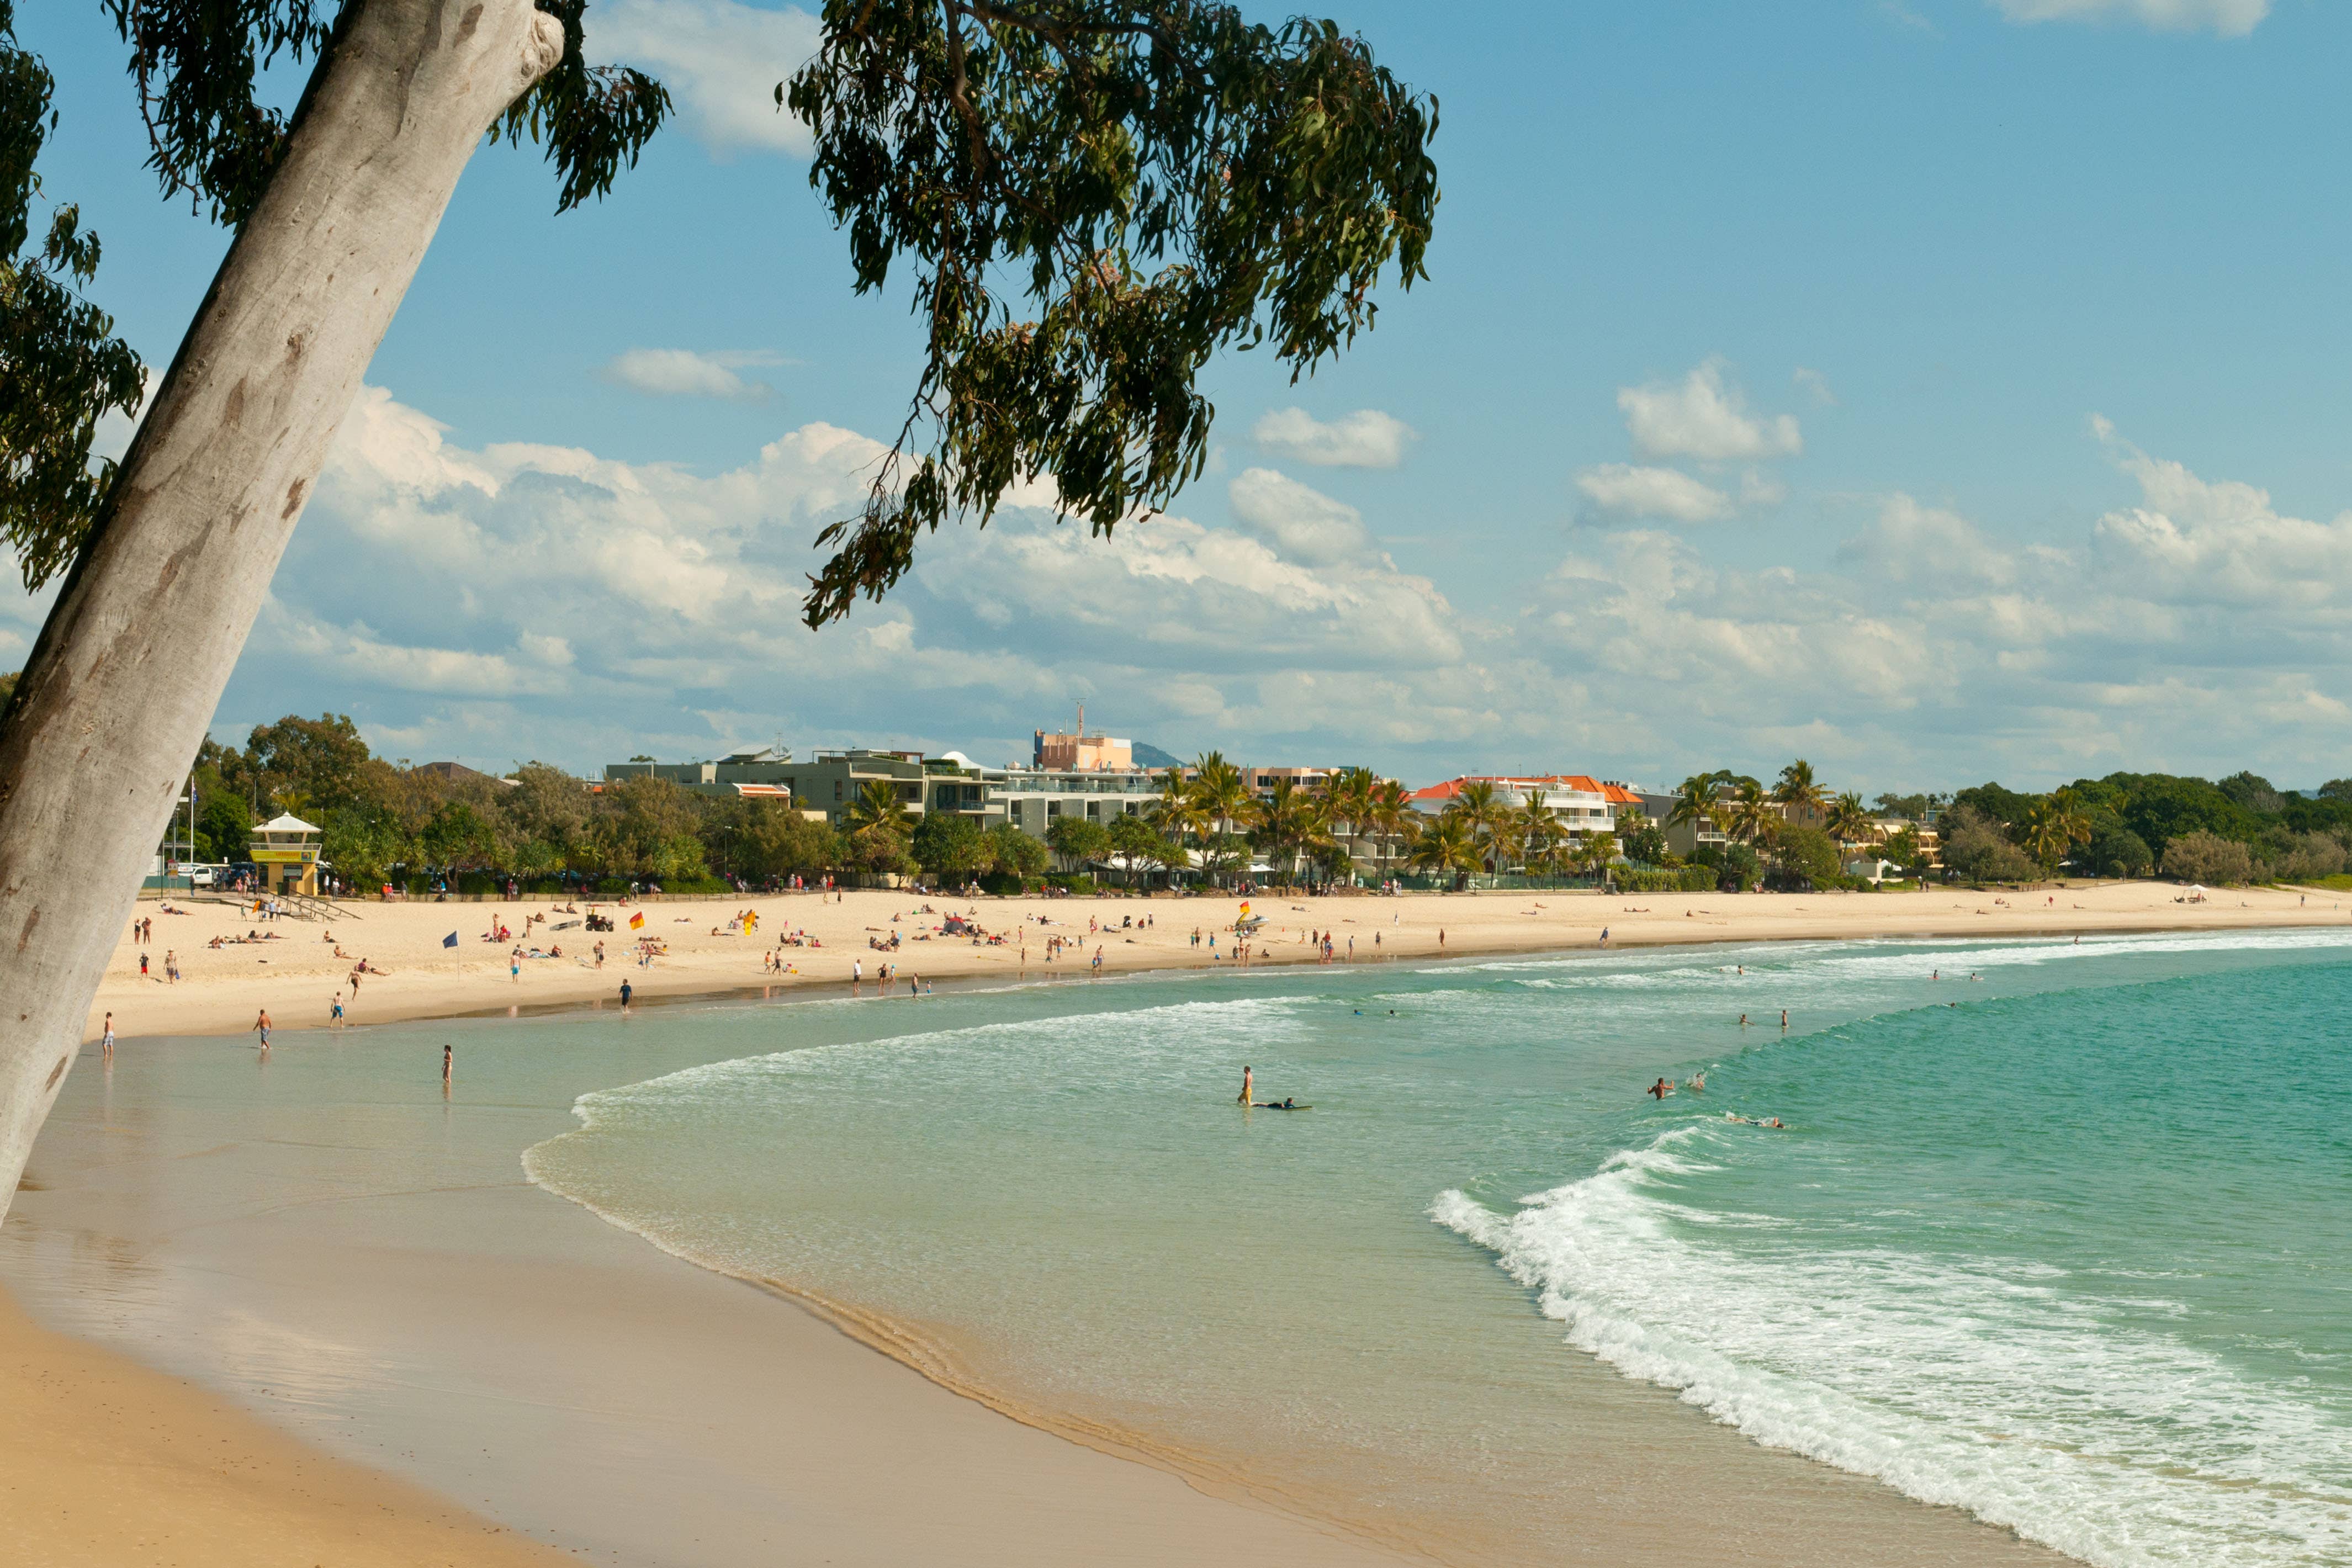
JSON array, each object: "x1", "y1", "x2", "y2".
[{"x1": 250, "y1": 814, "x2": 322, "y2": 896}]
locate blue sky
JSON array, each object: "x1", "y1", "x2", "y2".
[{"x1": 15, "y1": 0, "x2": 2352, "y2": 793}]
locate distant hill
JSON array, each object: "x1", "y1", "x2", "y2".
[{"x1": 1132, "y1": 741, "x2": 1184, "y2": 770}]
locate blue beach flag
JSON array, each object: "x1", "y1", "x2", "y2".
[{"x1": 443, "y1": 931, "x2": 459, "y2": 948}]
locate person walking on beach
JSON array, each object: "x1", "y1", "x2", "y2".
[
  {"x1": 1238, "y1": 1066, "x2": 1253, "y2": 1106},
  {"x1": 511, "y1": 952, "x2": 522, "y2": 984},
  {"x1": 330, "y1": 994, "x2": 344, "y2": 1028},
  {"x1": 852, "y1": 958, "x2": 863, "y2": 994},
  {"x1": 253, "y1": 1009, "x2": 272, "y2": 1050},
  {"x1": 100, "y1": 1012, "x2": 114, "y2": 1063},
  {"x1": 164, "y1": 949, "x2": 178, "y2": 983},
  {"x1": 619, "y1": 979, "x2": 633, "y2": 1008},
  {"x1": 139, "y1": 950, "x2": 148, "y2": 978}
]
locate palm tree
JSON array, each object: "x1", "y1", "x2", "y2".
[
  {"x1": 1151, "y1": 766, "x2": 1205, "y2": 846},
  {"x1": 2023, "y1": 792, "x2": 2091, "y2": 874},
  {"x1": 1367, "y1": 778, "x2": 1415, "y2": 879},
  {"x1": 1825, "y1": 791, "x2": 1874, "y2": 850},
  {"x1": 1406, "y1": 813, "x2": 1479, "y2": 881},
  {"x1": 1722, "y1": 777, "x2": 1778, "y2": 846},
  {"x1": 1189, "y1": 751, "x2": 1250, "y2": 843},
  {"x1": 1772, "y1": 759, "x2": 1830, "y2": 826},
  {"x1": 1668, "y1": 771, "x2": 1726, "y2": 841},
  {"x1": 846, "y1": 778, "x2": 912, "y2": 840},
  {"x1": 1450, "y1": 779, "x2": 1514, "y2": 875},
  {"x1": 1514, "y1": 789, "x2": 1556, "y2": 874},
  {"x1": 1577, "y1": 831, "x2": 1620, "y2": 886},
  {"x1": 1247, "y1": 777, "x2": 1329, "y2": 888},
  {"x1": 1326, "y1": 766, "x2": 1378, "y2": 880}
]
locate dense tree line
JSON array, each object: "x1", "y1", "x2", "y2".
[
  {"x1": 1937, "y1": 770, "x2": 2352, "y2": 887},
  {"x1": 184, "y1": 714, "x2": 851, "y2": 891}
]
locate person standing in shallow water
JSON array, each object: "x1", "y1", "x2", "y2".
[{"x1": 1238, "y1": 1066, "x2": 1253, "y2": 1106}]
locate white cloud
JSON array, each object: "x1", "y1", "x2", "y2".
[
  {"x1": 27, "y1": 380, "x2": 2348, "y2": 793},
  {"x1": 1575, "y1": 463, "x2": 1734, "y2": 524},
  {"x1": 1226, "y1": 468, "x2": 1374, "y2": 566},
  {"x1": 1990, "y1": 0, "x2": 2268, "y2": 36},
  {"x1": 1250, "y1": 407, "x2": 1418, "y2": 469},
  {"x1": 1618, "y1": 359, "x2": 1803, "y2": 462},
  {"x1": 599, "y1": 348, "x2": 778, "y2": 401},
  {"x1": 590, "y1": 0, "x2": 820, "y2": 155}
]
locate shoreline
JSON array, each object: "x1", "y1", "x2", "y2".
[
  {"x1": 90, "y1": 881, "x2": 2349, "y2": 1043},
  {"x1": 17, "y1": 913, "x2": 2328, "y2": 1565}
]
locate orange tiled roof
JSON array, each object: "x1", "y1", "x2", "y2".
[{"x1": 1406, "y1": 774, "x2": 1617, "y2": 804}]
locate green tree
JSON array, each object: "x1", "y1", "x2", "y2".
[
  {"x1": 983, "y1": 822, "x2": 1050, "y2": 882},
  {"x1": 1406, "y1": 813, "x2": 1478, "y2": 881},
  {"x1": 1365, "y1": 777, "x2": 1414, "y2": 878},
  {"x1": 1721, "y1": 777, "x2": 1778, "y2": 846},
  {"x1": 1772, "y1": 759, "x2": 1829, "y2": 820},
  {"x1": 1939, "y1": 806, "x2": 2035, "y2": 884},
  {"x1": 1616, "y1": 817, "x2": 1671, "y2": 867},
  {"x1": 1107, "y1": 812, "x2": 1163, "y2": 888},
  {"x1": 2159, "y1": 830, "x2": 2254, "y2": 887},
  {"x1": 1447, "y1": 779, "x2": 1512, "y2": 873},
  {"x1": 1246, "y1": 776, "x2": 1328, "y2": 885},
  {"x1": 1045, "y1": 814, "x2": 1113, "y2": 873},
  {"x1": 0, "y1": 5, "x2": 144, "y2": 588},
  {"x1": 792, "y1": 4, "x2": 1438, "y2": 623},
  {"x1": 912, "y1": 811, "x2": 987, "y2": 879},
  {"x1": 419, "y1": 800, "x2": 500, "y2": 873},
  {"x1": 1949, "y1": 781, "x2": 2036, "y2": 840},
  {"x1": 1769, "y1": 824, "x2": 1843, "y2": 890},
  {"x1": 2216, "y1": 770, "x2": 2287, "y2": 817},
  {"x1": 321, "y1": 803, "x2": 411, "y2": 888},
  {"x1": 1190, "y1": 752, "x2": 1250, "y2": 845},
  {"x1": 245, "y1": 713, "x2": 375, "y2": 815},
  {"x1": 1824, "y1": 791, "x2": 1874, "y2": 847},
  {"x1": 2081, "y1": 821, "x2": 2153, "y2": 880},
  {"x1": 2022, "y1": 793, "x2": 2091, "y2": 873},
  {"x1": 1881, "y1": 825, "x2": 1924, "y2": 878}
]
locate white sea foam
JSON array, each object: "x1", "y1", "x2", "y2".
[{"x1": 1434, "y1": 1124, "x2": 2352, "y2": 1568}]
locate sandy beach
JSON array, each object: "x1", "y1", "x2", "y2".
[
  {"x1": 13, "y1": 884, "x2": 2337, "y2": 1566},
  {"x1": 95, "y1": 879, "x2": 2349, "y2": 1041}
]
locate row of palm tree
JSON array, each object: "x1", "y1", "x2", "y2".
[
  {"x1": 1140, "y1": 756, "x2": 1634, "y2": 887},
  {"x1": 1667, "y1": 760, "x2": 1883, "y2": 855}
]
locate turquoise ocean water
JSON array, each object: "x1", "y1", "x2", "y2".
[{"x1": 523, "y1": 930, "x2": 2352, "y2": 1566}]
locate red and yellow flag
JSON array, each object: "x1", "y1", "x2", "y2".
[{"x1": 629, "y1": 911, "x2": 645, "y2": 930}]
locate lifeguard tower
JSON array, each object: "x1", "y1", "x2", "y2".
[{"x1": 249, "y1": 814, "x2": 322, "y2": 896}]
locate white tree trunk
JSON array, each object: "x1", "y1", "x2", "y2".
[{"x1": 0, "y1": 0, "x2": 561, "y2": 1217}]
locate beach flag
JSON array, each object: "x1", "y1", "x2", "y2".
[
  {"x1": 442, "y1": 931, "x2": 458, "y2": 949},
  {"x1": 629, "y1": 911, "x2": 645, "y2": 930},
  {"x1": 1238, "y1": 900, "x2": 1251, "y2": 918}
]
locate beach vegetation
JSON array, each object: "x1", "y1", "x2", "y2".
[
  {"x1": 1107, "y1": 812, "x2": 1165, "y2": 888},
  {"x1": 912, "y1": 811, "x2": 989, "y2": 878},
  {"x1": 2159, "y1": 830, "x2": 2255, "y2": 887},
  {"x1": 1615, "y1": 818, "x2": 1672, "y2": 867},
  {"x1": 2081, "y1": 822, "x2": 2154, "y2": 880},
  {"x1": 1764, "y1": 825, "x2": 1845, "y2": 891},
  {"x1": 1938, "y1": 805, "x2": 2036, "y2": 884},
  {"x1": 1689, "y1": 840, "x2": 1762, "y2": 892},
  {"x1": 983, "y1": 822, "x2": 1051, "y2": 882},
  {"x1": 1043, "y1": 814, "x2": 1113, "y2": 874}
]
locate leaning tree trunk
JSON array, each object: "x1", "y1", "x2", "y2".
[{"x1": 0, "y1": 0, "x2": 561, "y2": 1217}]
